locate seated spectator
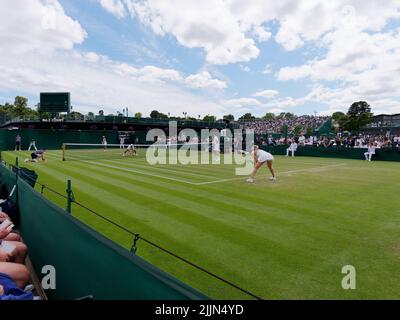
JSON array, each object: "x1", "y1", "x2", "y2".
[
  {"x1": 0, "y1": 262, "x2": 30, "y2": 289},
  {"x1": 0, "y1": 212, "x2": 28, "y2": 264},
  {"x1": 298, "y1": 134, "x2": 306, "y2": 146},
  {"x1": 380, "y1": 137, "x2": 392, "y2": 148},
  {"x1": 0, "y1": 262, "x2": 34, "y2": 300}
]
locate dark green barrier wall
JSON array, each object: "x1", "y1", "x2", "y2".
[
  {"x1": 262, "y1": 145, "x2": 400, "y2": 161},
  {"x1": 0, "y1": 129, "x2": 119, "y2": 151},
  {"x1": 0, "y1": 165, "x2": 208, "y2": 300}
]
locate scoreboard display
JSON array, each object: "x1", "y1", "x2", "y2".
[{"x1": 39, "y1": 92, "x2": 71, "y2": 113}]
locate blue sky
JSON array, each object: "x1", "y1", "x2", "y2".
[{"x1": 1, "y1": 0, "x2": 400, "y2": 118}]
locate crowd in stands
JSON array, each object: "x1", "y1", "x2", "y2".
[
  {"x1": 260, "y1": 133, "x2": 400, "y2": 150},
  {"x1": 241, "y1": 115, "x2": 328, "y2": 134},
  {"x1": 0, "y1": 186, "x2": 40, "y2": 300}
]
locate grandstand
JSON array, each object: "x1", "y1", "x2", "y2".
[{"x1": 239, "y1": 115, "x2": 329, "y2": 135}]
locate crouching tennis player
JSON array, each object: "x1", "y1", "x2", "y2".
[
  {"x1": 24, "y1": 150, "x2": 46, "y2": 163},
  {"x1": 247, "y1": 145, "x2": 276, "y2": 183}
]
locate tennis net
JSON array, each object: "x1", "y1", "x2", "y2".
[{"x1": 61, "y1": 143, "x2": 211, "y2": 162}]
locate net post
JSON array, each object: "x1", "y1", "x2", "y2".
[
  {"x1": 62, "y1": 144, "x2": 66, "y2": 161},
  {"x1": 66, "y1": 179, "x2": 72, "y2": 214}
]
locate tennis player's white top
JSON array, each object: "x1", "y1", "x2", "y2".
[
  {"x1": 253, "y1": 149, "x2": 274, "y2": 162},
  {"x1": 127, "y1": 144, "x2": 135, "y2": 150}
]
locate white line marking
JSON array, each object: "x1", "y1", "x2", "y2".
[
  {"x1": 103, "y1": 159, "x2": 218, "y2": 180},
  {"x1": 194, "y1": 163, "x2": 347, "y2": 185},
  {"x1": 82, "y1": 161, "x2": 200, "y2": 185}
]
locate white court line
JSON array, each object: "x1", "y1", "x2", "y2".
[
  {"x1": 81, "y1": 160, "x2": 200, "y2": 185},
  {"x1": 103, "y1": 159, "x2": 219, "y2": 180},
  {"x1": 194, "y1": 163, "x2": 347, "y2": 186}
]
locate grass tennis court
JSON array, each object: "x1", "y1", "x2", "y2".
[{"x1": 2, "y1": 149, "x2": 400, "y2": 299}]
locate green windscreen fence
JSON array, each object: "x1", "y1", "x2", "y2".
[
  {"x1": 0, "y1": 164, "x2": 208, "y2": 300},
  {"x1": 262, "y1": 145, "x2": 400, "y2": 161},
  {"x1": 0, "y1": 129, "x2": 119, "y2": 151}
]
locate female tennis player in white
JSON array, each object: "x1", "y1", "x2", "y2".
[{"x1": 247, "y1": 145, "x2": 276, "y2": 183}]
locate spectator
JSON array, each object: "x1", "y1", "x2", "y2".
[
  {"x1": 241, "y1": 115, "x2": 328, "y2": 135},
  {"x1": 298, "y1": 134, "x2": 306, "y2": 146},
  {"x1": 0, "y1": 212, "x2": 28, "y2": 264},
  {"x1": 0, "y1": 262, "x2": 30, "y2": 289}
]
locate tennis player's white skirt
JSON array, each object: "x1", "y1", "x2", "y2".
[{"x1": 258, "y1": 152, "x2": 274, "y2": 163}]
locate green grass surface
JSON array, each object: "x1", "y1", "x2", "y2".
[{"x1": 3, "y1": 149, "x2": 400, "y2": 299}]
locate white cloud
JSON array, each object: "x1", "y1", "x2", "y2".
[
  {"x1": 0, "y1": 50, "x2": 226, "y2": 116},
  {"x1": 3, "y1": 0, "x2": 400, "y2": 117},
  {"x1": 0, "y1": 0, "x2": 87, "y2": 53},
  {"x1": 253, "y1": 90, "x2": 279, "y2": 99},
  {"x1": 0, "y1": 0, "x2": 227, "y2": 117},
  {"x1": 123, "y1": 0, "x2": 260, "y2": 65},
  {"x1": 185, "y1": 72, "x2": 227, "y2": 89},
  {"x1": 239, "y1": 65, "x2": 251, "y2": 72},
  {"x1": 252, "y1": 25, "x2": 272, "y2": 42},
  {"x1": 220, "y1": 98, "x2": 264, "y2": 116},
  {"x1": 276, "y1": 16, "x2": 400, "y2": 114},
  {"x1": 97, "y1": 1, "x2": 400, "y2": 67},
  {"x1": 263, "y1": 64, "x2": 273, "y2": 74},
  {"x1": 222, "y1": 98, "x2": 262, "y2": 108},
  {"x1": 99, "y1": 0, "x2": 126, "y2": 19}
]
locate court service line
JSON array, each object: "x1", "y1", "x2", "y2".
[
  {"x1": 193, "y1": 163, "x2": 347, "y2": 186},
  {"x1": 81, "y1": 161, "x2": 201, "y2": 185}
]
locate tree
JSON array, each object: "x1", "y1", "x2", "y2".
[
  {"x1": 262, "y1": 113, "x2": 275, "y2": 120},
  {"x1": 70, "y1": 111, "x2": 84, "y2": 121},
  {"x1": 150, "y1": 110, "x2": 159, "y2": 118},
  {"x1": 203, "y1": 115, "x2": 217, "y2": 122},
  {"x1": 98, "y1": 110, "x2": 104, "y2": 116},
  {"x1": 239, "y1": 113, "x2": 255, "y2": 120},
  {"x1": 332, "y1": 111, "x2": 345, "y2": 121},
  {"x1": 223, "y1": 114, "x2": 235, "y2": 121},
  {"x1": 332, "y1": 111, "x2": 347, "y2": 131},
  {"x1": 158, "y1": 112, "x2": 169, "y2": 119},
  {"x1": 135, "y1": 112, "x2": 142, "y2": 118},
  {"x1": 87, "y1": 112, "x2": 94, "y2": 117},
  {"x1": 150, "y1": 110, "x2": 169, "y2": 119},
  {"x1": 0, "y1": 102, "x2": 15, "y2": 118},
  {"x1": 0, "y1": 96, "x2": 38, "y2": 119},
  {"x1": 284, "y1": 112, "x2": 295, "y2": 119},
  {"x1": 13, "y1": 96, "x2": 29, "y2": 116},
  {"x1": 343, "y1": 101, "x2": 373, "y2": 131}
]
